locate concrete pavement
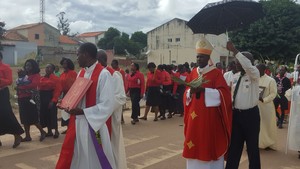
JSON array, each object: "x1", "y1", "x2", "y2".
[{"x1": 0, "y1": 108, "x2": 299, "y2": 169}]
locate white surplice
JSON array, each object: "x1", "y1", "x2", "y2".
[
  {"x1": 258, "y1": 74, "x2": 277, "y2": 149},
  {"x1": 287, "y1": 85, "x2": 300, "y2": 151},
  {"x1": 70, "y1": 62, "x2": 116, "y2": 169},
  {"x1": 110, "y1": 70, "x2": 127, "y2": 169},
  {"x1": 187, "y1": 156, "x2": 224, "y2": 169}
]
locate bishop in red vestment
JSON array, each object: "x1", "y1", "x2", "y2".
[{"x1": 183, "y1": 37, "x2": 232, "y2": 169}]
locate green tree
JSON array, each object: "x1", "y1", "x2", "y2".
[
  {"x1": 112, "y1": 32, "x2": 128, "y2": 55},
  {"x1": 97, "y1": 28, "x2": 147, "y2": 57},
  {"x1": 0, "y1": 21, "x2": 5, "y2": 51},
  {"x1": 97, "y1": 27, "x2": 120, "y2": 50},
  {"x1": 57, "y1": 12, "x2": 70, "y2": 35},
  {"x1": 229, "y1": 0, "x2": 300, "y2": 63}
]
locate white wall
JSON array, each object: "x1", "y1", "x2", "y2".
[{"x1": 147, "y1": 18, "x2": 233, "y2": 66}]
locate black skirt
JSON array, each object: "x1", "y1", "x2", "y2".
[
  {"x1": 0, "y1": 87, "x2": 24, "y2": 135},
  {"x1": 18, "y1": 97, "x2": 39, "y2": 125},
  {"x1": 39, "y1": 90, "x2": 58, "y2": 129},
  {"x1": 146, "y1": 86, "x2": 161, "y2": 106}
]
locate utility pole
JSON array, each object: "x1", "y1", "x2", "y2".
[{"x1": 40, "y1": 0, "x2": 45, "y2": 23}]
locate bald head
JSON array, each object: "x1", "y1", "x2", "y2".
[{"x1": 97, "y1": 49, "x2": 107, "y2": 67}]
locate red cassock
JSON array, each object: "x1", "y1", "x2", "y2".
[{"x1": 182, "y1": 67, "x2": 232, "y2": 161}]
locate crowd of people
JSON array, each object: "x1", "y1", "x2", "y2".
[{"x1": 0, "y1": 37, "x2": 300, "y2": 169}]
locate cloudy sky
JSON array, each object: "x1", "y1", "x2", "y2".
[{"x1": 0, "y1": 0, "x2": 227, "y2": 35}]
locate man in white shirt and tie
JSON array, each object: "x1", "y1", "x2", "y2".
[{"x1": 225, "y1": 41, "x2": 261, "y2": 169}]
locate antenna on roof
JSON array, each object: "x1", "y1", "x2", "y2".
[{"x1": 40, "y1": 0, "x2": 45, "y2": 23}]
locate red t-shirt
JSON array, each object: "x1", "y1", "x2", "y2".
[
  {"x1": 0, "y1": 61, "x2": 13, "y2": 89},
  {"x1": 127, "y1": 70, "x2": 145, "y2": 95}
]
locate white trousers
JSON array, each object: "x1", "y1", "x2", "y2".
[{"x1": 186, "y1": 156, "x2": 224, "y2": 169}]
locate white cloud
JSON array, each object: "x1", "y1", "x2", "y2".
[
  {"x1": 69, "y1": 20, "x2": 94, "y2": 33},
  {"x1": 0, "y1": 0, "x2": 260, "y2": 34}
]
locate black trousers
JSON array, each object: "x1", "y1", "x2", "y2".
[
  {"x1": 274, "y1": 96, "x2": 288, "y2": 125},
  {"x1": 130, "y1": 88, "x2": 141, "y2": 120},
  {"x1": 225, "y1": 106, "x2": 261, "y2": 169}
]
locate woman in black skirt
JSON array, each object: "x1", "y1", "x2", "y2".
[
  {"x1": 39, "y1": 64, "x2": 61, "y2": 138},
  {"x1": 140, "y1": 62, "x2": 162, "y2": 121},
  {"x1": 0, "y1": 52, "x2": 23, "y2": 148},
  {"x1": 16, "y1": 59, "x2": 46, "y2": 142}
]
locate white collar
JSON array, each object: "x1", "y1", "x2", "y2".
[
  {"x1": 85, "y1": 61, "x2": 98, "y2": 73},
  {"x1": 197, "y1": 65, "x2": 209, "y2": 73}
]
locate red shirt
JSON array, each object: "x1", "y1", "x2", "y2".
[
  {"x1": 60, "y1": 70, "x2": 77, "y2": 94},
  {"x1": 39, "y1": 74, "x2": 62, "y2": 102},
  {"x1": 0, "y1": 61, "x2": 13, "y2": 89},
  {"x1": 128, "y1": 70, "x2": 145, "y2": 95},
  {"x1": 146, "y1": 69, "x2": 163, "y2": 89},
  {"x1": 17, "y1": 73, "x2": 40, "y2": 98},
  {"x1": 162, "y1": 70, "x2": 172, "y2": 86}
]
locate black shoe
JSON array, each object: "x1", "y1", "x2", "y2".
[
  {"x1": 40, "y1": 131, "x2": 46, "y2": 142},
  {"x1": 134, "y1": 119, "x2": 139, "y2": 122},
  {"x1": 139, "y1": 117, "x2": 147, "y2": 120},
  {"x1": 46, "y1": 132, "x2": 54, "y2": 137},
  {"x1": 13, "y1": 135, "x2": 22, "y2": 148},
  {"x1": 0, "y1": 140, "x2": 2, "y2": 146},
  {"x1": 131, "y1": 120, "x2": 136, "y2": 125},
  {"x1": 160, "y1": 116, "x2": 166, "y2": 120},
  {"x1": 53, "y1": 132, "x2": 59, "y2": 139},
  {"x1": 278, "y1": 124, "x2": 283, "y2": 129},
  {"x1": 21, "y1": 137, "x2": 32, "y2": 142}
]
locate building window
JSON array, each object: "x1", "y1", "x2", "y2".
[
  {"x1": 35, "y1": 34, "x2": 40, "y2": 40},
  {"x1": 176, "y1": 38, "x2": 180, "y2": 42},
  {"x1": 168, "y1": 38, "x2": 172, "y2": 42}
]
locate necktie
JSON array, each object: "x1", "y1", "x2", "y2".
[{"x1": 232, "y1": 72, "x2": 244, "y2": 107}]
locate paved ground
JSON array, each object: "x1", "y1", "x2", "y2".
[{"x1": 0, "y1": 107, "x2": 299, "y2": 169}]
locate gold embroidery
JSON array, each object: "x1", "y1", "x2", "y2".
[
  {"x1": 187, "y1": 140, "x2": 195, "y2": 149},
  {"x1": 190, "y1": 111, "x2": 198, "y2": 120},
  {"x1": 199, "y1": 41, "x2": 206, "y2": 47}
]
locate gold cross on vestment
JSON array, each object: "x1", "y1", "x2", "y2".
[
  {"x1": 187, "y1": 140, "x2": 195, "y2": 149},
  {"x1": 190, "y1": 111, "x2": 198, "y2": 120}
]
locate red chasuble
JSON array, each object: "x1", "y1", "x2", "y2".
[
  {"x1": 56, "y1": 63, "x2": 108, "y2": 169},
  {"x1": 182, "y1": 67, "x2": 232, "y2": 161}
]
